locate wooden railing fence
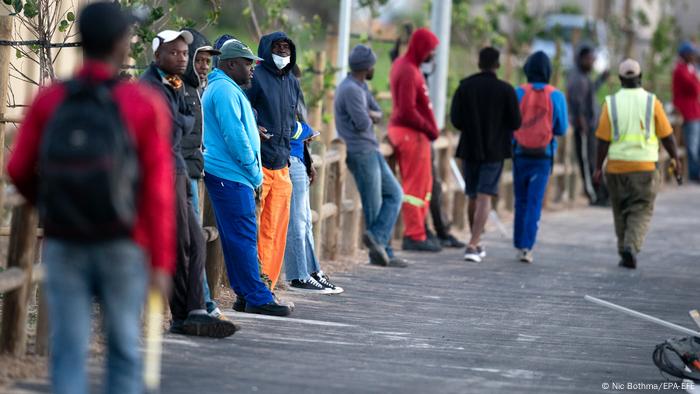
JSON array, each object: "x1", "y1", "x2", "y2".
[{"x1": 0, "y1": 49, "x2": 688, "y2": 357}]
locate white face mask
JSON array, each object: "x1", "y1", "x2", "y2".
[
  {"x1": 272, "y1": 54, "x2": 291, "y2": 70},
  {"x1": 421, "y1": 61, "x2": 436, "y2": 76}
]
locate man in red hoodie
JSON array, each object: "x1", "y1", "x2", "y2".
[
  {"x1": 6, "y1": 4, "x2": 174, "y2": 393},
  {"x1": 388, "y1": 27, "x2": 441, "y2": 252},
  {"x1": 672, "y1": 41, "x2": 700, "y2": 183}
]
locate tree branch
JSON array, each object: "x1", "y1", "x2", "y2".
[{"x1": 247, "y1": 0, "x2": 263, "y2": 41}]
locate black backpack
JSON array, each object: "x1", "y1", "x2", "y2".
[{"x1": 38, "y1": 78, "x2": 140, "y2": 241}]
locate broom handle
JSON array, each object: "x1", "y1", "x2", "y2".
[{"x1": 585, "y1": 295, "x2": 700, "y2": 337}]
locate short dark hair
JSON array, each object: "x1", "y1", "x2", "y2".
[
  {"x1": 478, "y1": 47, "x2": 500, "y2": 70},
  {"x1": 578, "y1": 45, "x2": 593, "y2": 60},
  {"x1": 620, "y1": 74, "x2": 642, "y2": 88},
  {"x1": 78, "y1": 2, "x2": 131, "y2": 59}
]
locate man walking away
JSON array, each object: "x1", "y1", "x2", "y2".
[
  {"x1": 672, "y1": 41, "x2": 700, "y2": 183},
  {"x1": 335, "y1": 44, "x2": 407, "y2": 267},
  {"x1": 246, "y1": 32, "x2": 301, "y2": 289},
  {"x1": 202, "y1": 39, "x2": 292, "y2": 316},
  {"x1": 512, "y1": 51, "x2": 568, "y2": 263},
  {"x1": 181, "y1": 28, "x2": 223, "y2": 317},
  {"x1": 388, "y1": 28, "x2": 442, "y2": 253},
  {"x1": 593, "y1": 59, "x2": 681, "y2": 269},
  {"x1": 451, "y1": 47, "x2": 521, "y2": 262},
  {"x1": 141, "y1": 29, "x2": 237, "y2": 336},
  {"x1": 567, "y1": 45, "x2": 610, "y2": 205},
  {"x1": 7, "y1": 4, "x2": 174, "y2": 393}
]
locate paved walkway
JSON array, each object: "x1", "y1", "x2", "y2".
[{"x1": 9, "y1": 186, "x2": 700, "y2": 393}]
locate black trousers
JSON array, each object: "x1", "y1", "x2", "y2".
[
  {"x1": 429, "y1": 146, "x2": 450, "y2": 238},
  {"x1": 574, "y1": 127, "x2": 608, "y2": 204},
  {"x1": 170, "y1": 173, "x2": 206, "y2": 321}
]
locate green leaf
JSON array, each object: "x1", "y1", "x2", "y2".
[
  {"x1": 58, "y1": 20, "x2": 69, "y2": 33},
  {"x1": 15, "y1": 48, "x2": 22, "y2": 59},
  {"x1": 23, "y1": 0, "x2": 37, "y2": 18},
  {"x1": 66, "y1": 11, "x2": 75, "y2": 22},
  {"x1": 12, "y1": 0, "x2": 23, "y2": 14}
]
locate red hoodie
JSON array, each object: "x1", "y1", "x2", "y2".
[
  {"x1": 389, "y1": 28, "x2": 440, "y2": 140},
  {"x1": 672, "y1": 60, "x2": 700, "y2": 121},
  {"x1": 6, "y1": 61, "x2": 176, "y2": 274}
]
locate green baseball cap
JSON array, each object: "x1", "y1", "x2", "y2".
[{"x1": 219, "y1": 39, "x2": 262, "y2": 62}]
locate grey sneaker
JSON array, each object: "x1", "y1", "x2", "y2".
[
  {"x1": 363, "y1": 231, "x2": 389, "y2": 266},
  {"x1": 518, "y1": 249, "x2": 533, "y2": 263}
]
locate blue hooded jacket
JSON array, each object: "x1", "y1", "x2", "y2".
[
  {"x1": 245, "y1": 31, "x2": 302, "y2": 170},
  {"x1": 514, "y1": 51, "x2": 568, "y2": 158},
  {"x1": 202, "y1": 68, "x2": 263, "y2": 189}
]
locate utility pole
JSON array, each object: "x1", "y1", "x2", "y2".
[
  {"x1": 428, "y1": 0, "x2": 452, "y2": 130},
  {"x1": 336, "y1": 0, "x2": 352, "y2": 86}
]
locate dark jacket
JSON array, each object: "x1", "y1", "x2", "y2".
[
  {"x1": 245, "y1": 31, "x2": 302, "y2": 170},
  {"x1": 140, "y1": 63, "x2": 195, "y2": 174},
  {"x1": 181, "y1": 29, "x2": 211, "y2": 179},
  {"x1": 451, "y1": 71, "x2": 521, "y2": 162}
]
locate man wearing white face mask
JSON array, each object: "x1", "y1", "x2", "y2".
[{"x1": 245, "y1": 31, "x2": 301, "y2": 292}]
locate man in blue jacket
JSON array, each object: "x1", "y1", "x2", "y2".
[
  {"x1": 202, "y1": 39, "x2": 292, "y2": 316},
  {"x1": 245, "y1": 32, "x2": 301, "y2": 290},
  {"x1": 512, "y1": 51, "x2": 568, "y2": 263}
]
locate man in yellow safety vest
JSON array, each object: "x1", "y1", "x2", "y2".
[{"x1": 593, "y1": 58, "x2": 681, "y2": 269}]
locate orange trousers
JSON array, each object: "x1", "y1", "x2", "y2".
[
  {"x1": 388, "y1": 125, "x2": 433, "y2": 241},
  {"x1": 258, "y1": 167, "x2": 292, "y2": 289}
]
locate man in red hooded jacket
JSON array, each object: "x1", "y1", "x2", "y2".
[{"x1": 388, "y1": 28, "x2": 441, "y2": 252}]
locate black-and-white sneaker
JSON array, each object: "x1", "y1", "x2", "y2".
[
  {"x1": 311, "y1": 271, "x2": 344, "y2": 294},
  {"x1": 477, "y1": 245, "x2": 486, "y2": 259},
  {"x1": 288, "y1": 277, "x2": 332, "y2": 294},
  {"x1": 464, "y1": 246, "x2": 482, "y2": 262}
]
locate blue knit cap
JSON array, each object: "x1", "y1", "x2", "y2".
[{"x1": 678, "y1": 41, "x2": 697, "y2": 56}]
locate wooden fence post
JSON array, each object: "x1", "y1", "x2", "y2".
[
  {"x1": 35, "y1": 285, "x2": 49, "y2": 355},
  {"x1": 0, "y1": 205, "x2": 39, "y2": 355},
  {"x1": 202, "y1": 189, "x2": 225, "y2": 299},
  {"x1": 322, "y1": 140, "x2": 345, "y2": 260},
  {"x1": 309, "y1": 51, "x2": 327, "y2": 255}
]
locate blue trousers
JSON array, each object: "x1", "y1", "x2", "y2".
[
  {"x1": 346, "y1": 150, "x2": 403, "y2": 257},
  {"x1": 284, "y1": 156, "x2": 321, "y2": 281},
  {"x1": 513, "y1": 157, "x2": 552, "y2": 250},
  {"x1": 44, "y1": 239, "x2": 147, "y2": 394},
  {"x1": 204, "y1": 172, "x2": 274, "y2": 307},
  {"x1": 683, "y1": 120, "x2": 700, "y2": 181},
  {"x1": 190, "y1": 178, "x2": 217, "y2": 313}
]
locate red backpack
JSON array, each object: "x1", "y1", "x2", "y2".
[{"x1": 514, "y1": 84, "x2": 555, "y2": 156}]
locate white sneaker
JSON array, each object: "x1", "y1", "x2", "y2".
[
  {"x1": 518, "y1": 249, "x2": 533, "y2": 263},
  {"x1": 464, "y1": 246, "x2": 482, "y2": 262}
]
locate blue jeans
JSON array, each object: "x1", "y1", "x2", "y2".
[
  {"x1": 190, "y1": 178, "x2": 216, "y2": 313},
  {"x1": 284, "y1": 156, "x2": 321, "y2": 281},
  {"x1": 43, "y1": 239, "x2": 147, "y2": 394},
  {"x1": 513, "y1": 157, "x2": 552, "y2": 250},
  {"x1": 346, "y1": 150, "x2": 403, "y2": 257},
  {"x1": 683, "y1": 120, "x2": 700, "y2": 181},
  {"x1": 204, "y1": 172, "x2": 274, "y2": 307}
]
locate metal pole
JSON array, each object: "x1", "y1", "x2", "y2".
[
  {"x1": 428, "y1": 0, "x2": 452, "y2": 130},
  {"x1": 585, "y1": 295, "x2": 700, "y2": 337},
  {"x1": 335, "y1": 0, "x2": 352, "y2": 85}
]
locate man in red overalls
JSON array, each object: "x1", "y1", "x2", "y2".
[{"x1": 388, "y1": 28, "x2": 441, "y2": 252}]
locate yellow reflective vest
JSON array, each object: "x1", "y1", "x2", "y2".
[{"x1": 605, "y1": 88, "x2": 658, "y2": 162}]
